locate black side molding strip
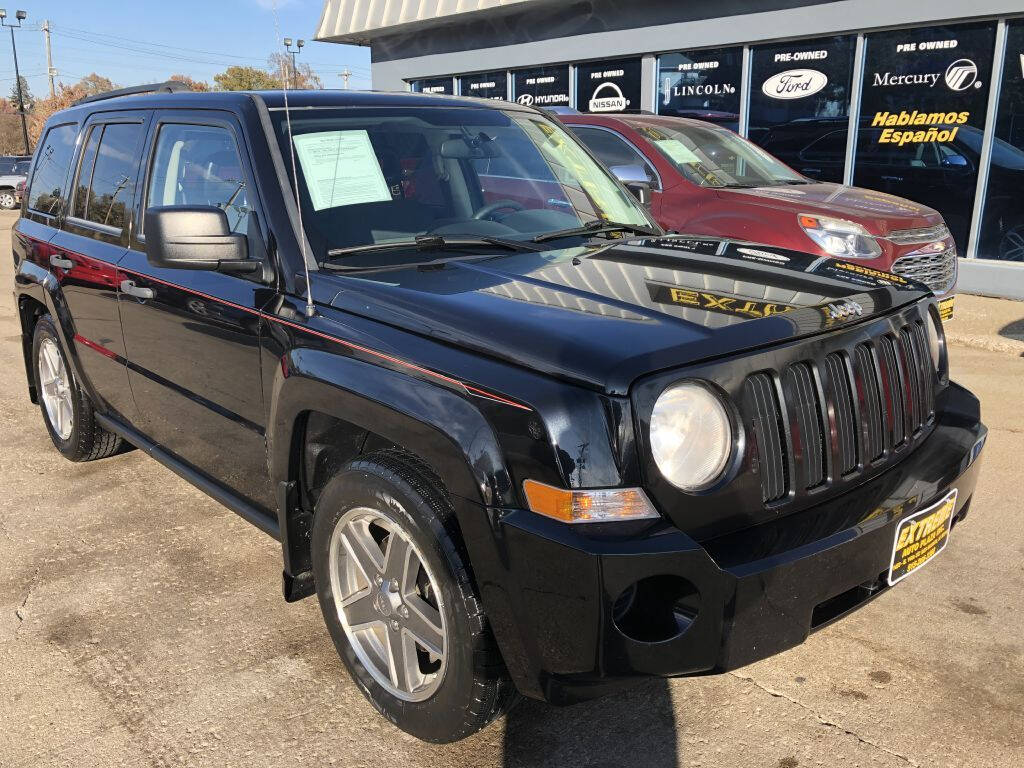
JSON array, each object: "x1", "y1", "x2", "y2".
[{"x1": 96, "y1": 412, "x2": 281, "y2": 540}]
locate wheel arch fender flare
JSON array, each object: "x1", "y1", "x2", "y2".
[
  {"x1": 267, "y1": 347, "x2": 518, "y2": 510},
  {"x1": 15, "y1": 261, "x2": 83, "y2": 403}
]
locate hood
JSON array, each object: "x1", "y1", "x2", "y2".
[
  {"x1": 716, "y1": 182, "x2": 943, "y2": 236},
  {"x1": 0, "y1": 174, "x2": 25, "y2": 185},
  {"x1": 318, "y1": 236, "x2": 927, "y2": 394}
]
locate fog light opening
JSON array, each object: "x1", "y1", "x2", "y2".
[{"x1": 612, "y1": 575, "x2": 699, "y2": 644}]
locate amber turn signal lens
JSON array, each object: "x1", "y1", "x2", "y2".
[
  {"x1": 522, "y1": 480, "x2": 660, "y2": 524},
  {"x1": 798, "y1": 214, "x2": 819, "y2": 229}
]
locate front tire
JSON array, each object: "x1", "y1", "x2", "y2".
[
  {"x1": 32, "y1": 315, "x2": 124, "y2": 461},
  {"x1": 0, "y1": 190, "x2": 16, "y2": 209},
  {"x1": 311, "y1": 450, "x2": 517, "y2": 742}
]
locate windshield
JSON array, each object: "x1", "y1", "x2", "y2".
[
  {"x1": 631, "y1": 121, "x2": 806, "y2": 188},
  {"x1": 270, "y1": 106, "x2": 655, "y2": 264}
]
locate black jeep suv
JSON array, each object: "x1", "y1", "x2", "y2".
[{"x1": 13, "y1": 84, "x2": 986, "y2": 743}]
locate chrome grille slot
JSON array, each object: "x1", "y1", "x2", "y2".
[
  {"x1": 853, "y1": 344, "x2": 885, "y2": 463},
  {"x1": 909, "y1": 322, "x2": 935, "y2": 422},
  {"x1": 823, "y1": 353, "x2": 858, "y2": 475},
  {"x1": 897, "y1": 328, "x2": 922, "y2": 433},
  {"x1": 878, "y1": 335, "x2": 906, "y2": 448},
  {"x1": 745, "y1": 372, "x2": 788, "y2": 503},
  {"x1": 886, "y1": 224, "x2": 951, "y2": 245},
  {"x1": 783, "y1": 363, "x2": 826, "y2": 490}
]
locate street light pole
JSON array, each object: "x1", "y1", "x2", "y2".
[
  {"x1": 283, "y1": 38, "x2": 304, "y2": 90},
  {"x1": 0, "y1": 9, "x2": 30, "y2": 154}
]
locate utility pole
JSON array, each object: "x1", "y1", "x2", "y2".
[
  {"x1": 43, "y1": 19, "x2": 55, "y2": 98},
  {"x1": 339, "y1": 68, "x2": 352, "y2": 90},
  {"x1": 0, "y1": 10, "x2": 30, "y2": 154}
]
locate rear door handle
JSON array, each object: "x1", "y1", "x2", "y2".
[
  {"x1": 120, "y1": 278, "x2": 155, "y2": 300},
  {"x1": 49, "y1": 254, "x2": 73, "y2": 270}
]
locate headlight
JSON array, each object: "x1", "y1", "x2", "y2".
[
  {"x1": 925, "y1": 309, "x2": 944, "y2": 372},
  {"x1": 650, "y1": 381, "x2": 733, "y2": 490},
  {"x1": 798, "y1": 214, "x2": 883, "y2": 259}
]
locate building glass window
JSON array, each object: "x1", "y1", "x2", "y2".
[
  {"x1": 575, "y1": 58, "x2": 642, "y2": 114},
  {"x1": 457, "y1": 72, "x2": 507, "y2": 100},
  {"x1": 410, "y1": 77, "x2": 453, "y2": 95},
  {"x1": 511, "y1": 65, "x2": 571, "y2": 108},
  {"x1": 749, "y1": 35, "x2": 856, "y2": 183},
  {"x1": 656, "y1": 47, "x2": 742, "y2": 130},
  {"x1": 976, "y1": 21, "x2": 1024, "y2": 262},
  {"x1": 854, "y1": 22, "x2": 997, "y2": 255}
]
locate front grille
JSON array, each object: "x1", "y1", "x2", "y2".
[
  {"x1": 891, "y1": 248, "x2": 957, "y2": 295},
  {"x1": 886, "y1": 224, "x2": 950, "y2": 245},
  {"x1": 744, "y1": 319, "x2": 936, "y2": 504}
]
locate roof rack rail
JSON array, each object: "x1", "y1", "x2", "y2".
[{"x1": 73, "y1": 80, "x2": 192, "y2": 106}]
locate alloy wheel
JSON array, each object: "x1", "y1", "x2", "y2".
[
  {"x1": 328, "y1": 507, "x2": 447, "y2": 701},
  {"x1": 38, "y1": 338, "x2": 74, "y2": 440},
  {"x1": 0, "y1": 192, "x2": 16, "y2": 209}
]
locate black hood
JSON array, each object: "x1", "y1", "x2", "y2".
[{"x1": 316, "y1": 235, "x2": 927, "y2": 394}]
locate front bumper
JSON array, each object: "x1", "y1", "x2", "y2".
[{"x1": 476, "y1": 382, "x2": 985, "y2": 704}]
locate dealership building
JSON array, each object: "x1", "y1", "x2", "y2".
[{"x1": 315, "y1": 0, "x2": 1024, "y2": 298}]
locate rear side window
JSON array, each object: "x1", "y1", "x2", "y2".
[
  {"x1": 76, "y1": 123, "x2": 143, "y2": 230},
  {"x1": 146, "y1": 123, "x2": 251, "y2": 234},
  {"x1": 27, "y1": 123, "x2": 78, "y2": 215}
]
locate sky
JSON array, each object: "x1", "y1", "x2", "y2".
[{"x1": 0, "y1": 0, "x2": 373, "y2": 101}]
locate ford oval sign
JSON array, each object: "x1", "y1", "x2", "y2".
[{"x1": 761, "y1": 69, "x2": 829, "y2": 100}]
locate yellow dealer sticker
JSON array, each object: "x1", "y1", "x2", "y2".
[
  {"x1": 939, "y1": 295, "x2": 955, "y2": 321},
  {"x1": 888, "y1": 489, "x2": 957, "y2": 586}
]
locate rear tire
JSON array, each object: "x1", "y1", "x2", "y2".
[
  {"x1": 311, "y1": 450, "x2": 518, "y2": 742},
  {"x1": 32, "y1": 315, "x2": 124, "y2": 462},
  {"x1": 0, "y1": 190, "x2": 16, "y2": 210}
]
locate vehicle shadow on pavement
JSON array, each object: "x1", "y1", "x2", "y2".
[
  {"x1": 997, "y1": 318, "x2": 1024, "y2": 356},
  {"x1": 500, "y1": 679, "x2": 678, "y2": 768}
]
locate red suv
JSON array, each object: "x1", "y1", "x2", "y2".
[{"x1": 560, "y1": 113, "x2": 957, "y2": 317}]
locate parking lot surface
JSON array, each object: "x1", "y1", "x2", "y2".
[{"x1": 2, "y1": 210, "x2": 1022, "y2": 768}]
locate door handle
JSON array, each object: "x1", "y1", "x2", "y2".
[
  {"x1": 880, "y1": 175, "x2": 904, "y2": 182},
  {"x1": 49, "y1": 254, "x2": 73, "y2": 270},
  {"x1": 120, "y1": 278, "x2": 155, "y2": 300}
]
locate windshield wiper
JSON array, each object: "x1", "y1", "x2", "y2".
[
  {"x1": 326, "y1": 234, "x2": 538, "y2": 259},
  {"x1": 531, "y1": 219, "x2": 659, "y2": 243}
]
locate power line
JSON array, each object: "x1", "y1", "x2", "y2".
[{"x1": 48, "y1": 24, "x2": 371, "y2": 73}]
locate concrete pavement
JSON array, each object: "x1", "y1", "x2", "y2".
[{"x1": 2, "y1": 209, "x2": 1022, "y2": 767}]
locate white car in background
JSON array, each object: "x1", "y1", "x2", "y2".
[{"x1": 0, "y1": 157, "x2": 31, "y2": 209}]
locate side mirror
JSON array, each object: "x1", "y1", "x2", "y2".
[
  {"x1": 610, "y1": 164, "x2": 653, "y2": 206},
  {"x1": 941, "y1": 154, "x2": 969, "y2": 169},
  {"x1": 144, "y1": 205, "x2": 254, "y2": 272}
]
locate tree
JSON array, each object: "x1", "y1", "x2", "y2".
[
  {"x1": 267, "y1": 53, "x2": 323, "y2": 90},
  {"x1": 213, "y1": 65, "x2": 278, "y2": 91},
  {"x1": 0, "y1": 99, "x2": 26, "y2": 154},
  {"x1": 10, "y1": 76, "x2": 33, "y2": 111},
  {"x1": 168, "y1": 74, "x2": 211, "y2": 92},
  {"x1": 28, "y1": 74, "x2": 120, "y2": 148}
]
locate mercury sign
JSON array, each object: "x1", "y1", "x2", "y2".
[{"x1": 762, "y1": 69, "x2": 829, "y2": 99}]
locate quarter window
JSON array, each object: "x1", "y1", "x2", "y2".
[
  {"x1": 146, "y1": 123, "x2": 251, "y2": 234},
  {"x1": 27, "y1": 123, "x2": 78, "y2": 215}
]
